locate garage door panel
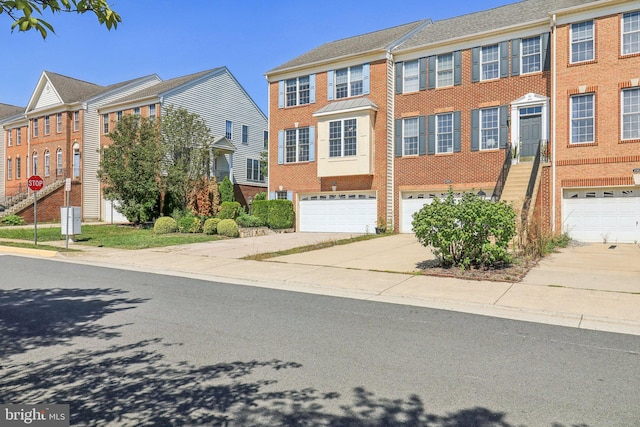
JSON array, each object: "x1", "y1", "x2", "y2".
[
  {"x1": 562, "y1": 188, "x2": 640, "y2": 243},
  {"x1": 299, "y1": 197, "x2": 376, "y2": 233}
]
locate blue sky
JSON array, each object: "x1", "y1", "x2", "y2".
[{"x1": 1, "y1": 0, "x2": 513, "y2": 114}]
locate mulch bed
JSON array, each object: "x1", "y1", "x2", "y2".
[{"x1": 417, "y1": 257, "x2": 538, "y2": 283}]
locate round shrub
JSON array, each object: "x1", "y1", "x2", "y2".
[
  {"x1": 203, "y1": 217, "x2": 221, "y2": 235},
  {"x1": 154, "y1": 217, "x2": 177, "y2": 234},
  {"x1": 0, "y1": 214, "x2": 25, "y2": 226},
  {"x1": 236, "y1": 213, "x2": 265, "y2": 228},
  {"x1": 178, "y1": 215, "x2": 203, "y2": 233},
  {"x1": 217, "y1": 219, "x2": 239, "y2": 238},
  {"x1": 218, "y1": 201, "x2": 242, "y2": 220},
  {"x1": 254, "y1": 192, "x2": 267, "y2": 201}
]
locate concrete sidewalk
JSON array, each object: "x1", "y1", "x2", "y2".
[{"x1": 2, "y1": 232, "x2": 639, "y2": 336}]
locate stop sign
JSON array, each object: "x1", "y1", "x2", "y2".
[{"x1": 27, "y1": 175, "x2": 44, "y2": 191}]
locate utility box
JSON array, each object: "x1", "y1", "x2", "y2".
[{"x1": 61, "y1": 207, "x2": 82, "y2": 235}]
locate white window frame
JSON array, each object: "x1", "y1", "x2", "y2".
[
  {"x1": 149, "y1": 104, "x2": 156, "y2": 118},
  {"x1": 480, "y1": 108, "x2": 500, "y2": 150},
  {"x1": 7, "y1": 130, "x2": 12, "y2": 147},
  {"x1": 103, "y1": 114, "x2": 109, "y2": 134},
  {"x1": 56, "y1": 148, "x2": 63, "y2": 175},
  {"x1": 436, "y1": 113, "x2": 454, "y2": 154},
  {"x1": 56, "y1": 113, "x2": 63, "y2": 133},
  {"x1": 571, "y1": 20, "x2": 594, "y2": 63},
  {"x1": 285, "y1": 127, "x2": 310, "y2": 163},
  {"x1": 44, "y1": 115, "x2": 50, "y2": 135},
  {"x1": 32, "y1": 151, "x2": 38, "y2": 176},
  {"x1": 329, "y1": 118, "x2": 357, "y2": 158},
  {"x1": 33, "y1": 118, "x2": 38, "y2": 137},
  {"x1": 570, "y1": 93, "x2": 595, "y2": 144},
  {"x1": 7, "y1": 158, "x2": 12, "y2": 180},
  {"x1": 622, "y1": 87, "x2": 640, "y2": 140},
  {"x1": 403, "y1": 60, "x2": 419, "y2": 93},
  {"x1": 436, "y1": 53, "x2": 454, "y2": 88},
  {"x1": 402, "y1": 117, "x2": 419, "y2": 156},
  {"x1": 73, "y1": 111, "x2": 80, "y2": 131},
  {"x1": 15, "y1": 157, "x2": 21, "y2": 179},
  {"x1": 117, "y1": 111, "x2": 123, "y2": 122},
  {"x1": 521, "y1": 36, "x2": 541, "y2": 74},
  {"x1": 622, "y1": 11, "x2": 640, "y2": 55},
  {"x1": 481, "y1": 44, "x2": 500, "y2": 81},
  {"x1": 225, "y1": 120, "x2": 233, "y2": 140},
  {"x1": 242, "y1": 125, "x2": 248, "y2": 144},
  {"x1": 335, "y1": 65, "x2": 364, "y2": 99},
  {"x1": 16, "y1": 128, "x2": 21, "y2": 145},
  {"x1": 246, "y1": 158, "x2": 265, "y2": 182},
  {"x1": 286, "y1": 75, "x2": 310, "y2": 107},
  {"x1": 44, "y1": 150, "x2": 50, "y2": 176}
]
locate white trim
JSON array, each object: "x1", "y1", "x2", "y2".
[{"x1": 510, "y1": 93, "x2": 550, "y2": 148}]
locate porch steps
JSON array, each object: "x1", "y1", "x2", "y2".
[
  {"x1": 500, "y1": 163, "x2": 534, "y2": 217},
  {"x1": 0, "y1": 180, "x2": 66, "y2": 218}
]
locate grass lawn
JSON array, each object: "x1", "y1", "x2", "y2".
[{"x1": 0, "y1": 224, "x2": 221, "y2": 250}]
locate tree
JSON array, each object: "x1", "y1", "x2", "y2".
[
  {"x1": 98, "y1": 114, "x2": 162, "y2": 225},
  {"x1": 412, "y1": 190, "x2": 516, "y2": 268},
  {"x1": 160, "y1": 106, "x2": 217, "y2": 214},
  {"x1": 219, "y1": 176, "x2": 234, "y2": 203},
  {"x1": 1, "y1": 0, "x2": 121, "y2": 38},
  {"x1": 259, "y1": 149, "x2": 268, "y2": 178}
]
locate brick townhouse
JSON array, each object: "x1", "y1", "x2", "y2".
[
  {"x1": 266, "y1": 0, "x2": 640, "y2": 243},
  {"x1": 1, "y1": 68, "x2": 267, "y2": 223}
]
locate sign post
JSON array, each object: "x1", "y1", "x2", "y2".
[
  {"x1": 27, "y1": 175, "x2": 44, "y2": 245},
  {"x1": 65, "y1": 178, "x2": 71, "y2": 249}
]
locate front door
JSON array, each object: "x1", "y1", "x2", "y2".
[{"x1": 519, "y1": 114, "x2": 541, "y2": 159}]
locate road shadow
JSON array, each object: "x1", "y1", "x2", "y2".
[
  {"x1": 0, "y1": 287, "x2": 147, "y2": 358},
  {"x1": 0, "y1": 338, "x2": 589, "y2": 426}
]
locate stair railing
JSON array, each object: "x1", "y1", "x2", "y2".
[
  {"x1": 520, "y1": 140, "x2": 543, "y2": 222},
  {"x1": 491, "y1": 144, "x2": 513, "y2": 202}
]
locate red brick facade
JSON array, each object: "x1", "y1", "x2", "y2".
[{"x1": 552, "y1": 10, "x2": 640, "y2": 232}]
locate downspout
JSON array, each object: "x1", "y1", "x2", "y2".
[
  {"x1": 27, "y1": 117, "x2": 31, "y2": 180},
  {"x1": 551, "y1": 13, "x2": 557, "y2": 233},
  {"x1": 266, "y1": 75, "x2": 271, "y2": 197},
  {"x1": 386, "y1": 50, "x2": 395, "y2": 231}
]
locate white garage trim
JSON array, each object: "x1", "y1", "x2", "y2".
[
  {"x1": 299, "y1": 192, "x2": 376, "y2": 233},
  {"x1": 562, "y1": 187, "x2": 640, "y2": 243}
]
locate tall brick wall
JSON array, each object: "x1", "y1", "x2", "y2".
[
  {"x1": 394, "y1": 48, "x2": 551, "y2": 228},
  {"x1": 269, "y1": 59, "x2": 390, "y2": 224},
  {"x1": 553, "y1": 12, "x2": 640, "y2": 231}
]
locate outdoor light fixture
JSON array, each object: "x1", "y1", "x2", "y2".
[
  {"x1": 477, "y1": 189, "x2": 486, "y2": 199},
  {"x1": 332, "y1": 182, "x2": 337, "y2": 192}
]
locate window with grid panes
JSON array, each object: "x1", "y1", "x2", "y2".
[
  {"x1": 437, "y1": 54, "x2": 454, "y2": 87},
  {"x1": 623, "y1": 11, "x2": 640, "y2": 55},
  {"x1": 329, "y1": 119, "x2": 357, "y2": 157},
  {"x1": 622, "y1": 87, "x2": 640, "y2": 140},
  {"x1": 437, "y1": 113, "x2": 454, "y2": 153},
  {"x1": 571, "y1": 21, "x2": 594, "y2": 63},
  {"x1": 521, "y1": 36, "x2": 541, "y2": 74},
  {"x1": 286, "y1": 76, "x2": 310, "y2": 107},
  {"x1": 480, "y1": 108, "x2": 499, "y2": 150},
  {"x1": 571, "y1": 94, "x2": 595, "y2": 143},
  {"x1": 403, "y1": 118, "x2": 418, "y2": 155},
  {"x1": 481, "y1": 44, "x2": 499, "y2": 80},
  {"x1": 285, "y1": 127, "x2": 310, "y2": 163}
]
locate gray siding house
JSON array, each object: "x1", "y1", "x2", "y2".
[{"x1": 99, "y1": 67, "x2": 268, "y2": 220}]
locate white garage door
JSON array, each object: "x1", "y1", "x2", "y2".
[
  {"x1": 400, "y1": 191, "x2": 464, "y2": 233},
  {"x1": 562, "y1": 188, "x2": 640, "y2": 243},
  {"x1": 299, "y1": 193, "x2": 376, "y2": 233},
  {"x1": 102, "y1": 199, "x2": 130, "y2": 224}
]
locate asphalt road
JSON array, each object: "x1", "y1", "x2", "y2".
[{"x1": 1, "y1": 255, "x2": 639, "y2": 426}]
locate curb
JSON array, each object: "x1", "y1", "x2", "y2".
[{"x1": 0, "y1": 244, "x2": 59, "y2": 258}]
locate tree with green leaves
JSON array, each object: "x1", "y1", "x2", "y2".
[
  {"x1": 1, "y1": 0, "x2": 121, "y2": 38},
  {"x1": 160, "y1": 106, "x2": 217, "y2": 214},
  {"x1": 98, "y1": 114, "x2": 162, "y2": 225}
]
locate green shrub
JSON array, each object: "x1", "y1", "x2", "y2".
[
  {"x1": 0, "y1": 214, "x2": 25, "y2": 226},
  {"x1": 267, "y1": 199, "x2": 294, "y2": 229},
  {"x1": 412, "y1": 190, "x2": 516, "y2": 268},
  {"x1": 217, "y1": 218, "x2": 239, "y2": 237},
  {"x1": 219, "y1": 176, "x2": 235, "y2": 203},
  {"x1": 252, "y1": 200, "x2": 268, "y2": 224},
  {"x1": 236, "y1": 213, "x2": 265, "y2": 228},
  {"x1": 178, "y1": 215, "x2": 203, "y2": 233},
  {"x1": 218, "y1": 201, "x2": 242, "y2": 220},
  {"x1": 254, "y1": 192, "x2": 267, "y2": 201},
  {"x1": 153, "y1": 216, "x2": 177, "y2": 234},
  {"x1": 203, "y1": 217, "x2": 221, "y2": 235}
]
